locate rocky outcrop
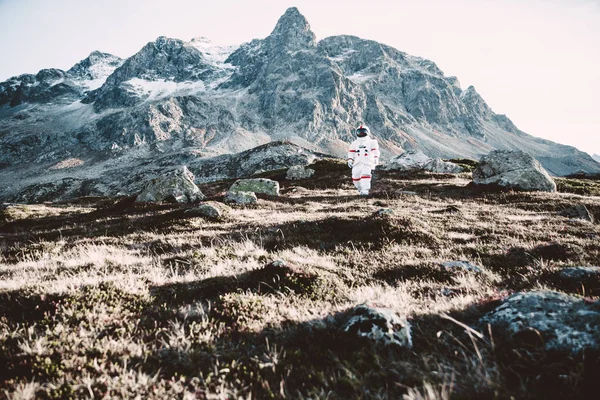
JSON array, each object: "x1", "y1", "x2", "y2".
[
  {"x1": 136, "y1": 166, "x2": 204, "y2": 203},
  {"x1": 440, "y1": 261, "x2": 483, "y2": 273},
  {"x1": 558, "y1": 266, "x2": 600, "y2": 281},
  {"x1": 473, "y1": 150, "x2": 557, "y2": 192},
  {"x1": 343, "y1": 305, "x2": 412, "y2": 348},
  {"x1": 228, "y1": 178, "x2": 280, "y2": 197},
  {"x1": 381, "y1": 150, "x2": 463, "y2": 173},
  {"x1": 224, "y1": 191, "x2": 257, "y2": 205},
  {"x1": 373, "y1": 208, "x2": 394, "y2": 217},
  {"x1": 188, "y1": 142, "x2": 323, "y2": 183},
  {"x1": 286, "y1": 165, "x2": 315, "y2": 180},
  {"x1": 184, "y1": 201, "x2": 229, "y2": 220},
  {"x1": 554, "y1": 266, "x2": 600, "y2": 295},
  {"x1": 423, "y1": 158, "x2": 464, "y2": 174},
  {"x1": 381, "y1": 150, "x2": 431, "y2": 171},
  {"x1": 480, "y1": 291, "x2": 600, "y2": 356}
]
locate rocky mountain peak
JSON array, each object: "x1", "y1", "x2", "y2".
[
  {"x1": 154, "y1": 36, "x2": 182, "y2": 48},
  {"x1": 268, "y1": 7, "x2": 316, "y2": 52},
  {"x1": 67, "y1": 51, "x2": 123, "y2": 80},
  {"x1": 87, "y1": 50, "x2": 118, "y2": 62},
  {"x1": 461, "y1": 85, "x2": 492, "y2": 117}
]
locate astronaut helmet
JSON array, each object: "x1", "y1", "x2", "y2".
[{"x1": 356, "y1": 125, "x2": 370, "y2": 138}]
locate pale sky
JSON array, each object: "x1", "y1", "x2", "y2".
[{"x1": 1, "y1": 0, "x2": 599, "y2": 155}]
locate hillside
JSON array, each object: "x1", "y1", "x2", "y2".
[{"x1": 1, "y1": 160, "x2": 599, "y2": 399}]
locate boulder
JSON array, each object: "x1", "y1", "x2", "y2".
[
  {"x1": 284, "y1": 186, "x2": 311, "y2": 198},
  {"x1": 286, "y1": 165, "x2": 315, "y2": 180},
  {"x1": 381, "y1": 150, "x2": 463, "y2": 174},
  {"x1": 479, "y1": 291, "x2": 600, "y2": 355},
  {"x1": 373, "y1": 208, "x2": 394, "y2": 217},
  {"x1": 555, "y1": 266, "x2": 600, "y2": 295},
  {"x1": 440, "y1": 260, "x2": 483, "y2": 273},
  {"x1": 184, "y1": 201, "x2": 229, "y2": 220},
  {"x1": 343, "y1": 304, "x2": 412, "y2": 348},
  {"x1": 423, "y1": 158, "x2": 464, "y2": 174},
  {"x1": 136, "y1": 166, "x2": 204, "y2": 203},
  {"x1": 228, "y1": 178, "x2": 280, "y2": 196},
  {"x1": 559, "y1": 204, "x2": 594, "y2": 223},
  {"x1": 224, "y1": 191, "x2": 257, "y2": 205},
  {"x1": 558, "y1": 266, "x2": 600, "y2": 281},
  {"x1": 473, "y1": 150, "x2": 557, "y2": 192},
  {"x1": 380, "y1": 150, "x2": 431, "y2": 171}
]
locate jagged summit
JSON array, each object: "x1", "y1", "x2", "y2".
[
  {"x1": 461, "y1": 85, "x2": 493, "y2": 118},
  {"x1": 268, "y1": 7, "x2": 317, "y2": 52},
  {"x1": 67, "y1": 51, "x2": 123, "y2": 80}
]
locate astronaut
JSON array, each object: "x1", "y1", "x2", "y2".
[{"x1": 347, "y1": 124, "x2": 380, "y2": 196}]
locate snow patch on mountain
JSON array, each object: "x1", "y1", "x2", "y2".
[
  {"x1": 328, "y1": 48, "x2": 356, "y2": 63},
  {"x1": 347, "y1": 72, "x2": 378, "y2": 84},
  {"x1": 124, "y1": 78, "x2": 206, "y2": 101},
  {"x1": 188, "y1": 37, "x2": 238, "y2": 66},
  {"x1": 593, "y1": 154, "x2": 600, "y2": 163},
  {"x1": 87, "y1": 58, "x2": 121, "y2": 80}
]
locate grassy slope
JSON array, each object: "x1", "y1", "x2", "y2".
[{"x1": 1, "y1": 159, "x2": 599, "y2": 399}]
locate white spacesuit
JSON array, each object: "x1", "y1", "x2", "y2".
[{"x1": 347, "y1": 125, "x2": 380, "y2": 196}]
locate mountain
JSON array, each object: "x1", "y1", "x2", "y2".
[
  {"x1": 593, "y1": 154, "x2": 600, "y2": 163},
  {"x1": 1, "y1": 7, "x2": 599, "y2": 202}
]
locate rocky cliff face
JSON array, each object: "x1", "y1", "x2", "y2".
[{"x1": 1, "y1": 7, "x2": 599, "y2": 201}]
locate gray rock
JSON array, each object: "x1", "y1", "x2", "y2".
[
  {"x1": 184, "y1": 201, "x2": 228, "y2": 220},
  {"x1": 558, "y1": 266, "x2": 600, "y2": 281},
  {"x1": 373, "y1": 208, "x2": 394, "y2": 217},
  {"x1": 343, "y1": 304, "x2": 412, "y2": 348},
  {"x1": 382, "y1": 151, "x2": 463, "y2": 174},
  {"x1": 440, "y1": 261, "x2": 483, "y2": 273},
  {"x1": 480, "y1": 291, "x2": 600, "y2": 355},
  {"x1": 559, "y1": 204, "x2": 594, "y2": 223},
  {"x1": 228, "y1": 178, "x2": 280, "y2": 197},
  {"x1": 381, "y1": 150, "x2": 431, "y2": 171},
  {"x1": 189, "y1": 142, "x2": 320, "y2": 183},
  {"x1": 423, "y1": 158, "x2": 464, "y2": 174},
  {"x1": 473, "y1": 150, "x2": 557, "y2": 192},
  {"x1": 224, "y1": 191, "x2": 257, "y2": 205},
  {"x1": 136, "y1": 166, "x2": 204, "y2": 203},
  {"x1": 286, "y1": 165, "x2": 315, "y2": 180},
  {"x1": 557, "y1": 266, "x2": 600, "y2": 288}
]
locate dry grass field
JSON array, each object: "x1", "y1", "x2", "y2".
[{"x1": 1, "y1": 159, "x2": 599, "y2": 399}]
